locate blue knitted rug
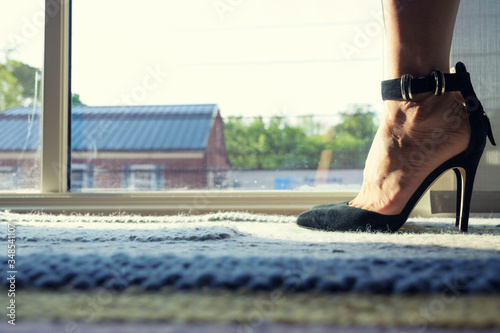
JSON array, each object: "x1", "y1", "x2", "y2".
[{"x1": 2, "y1": 211, "x2": 500, "y2": 294}]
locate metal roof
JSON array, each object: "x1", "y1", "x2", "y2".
[{"x1": 0, "y1": 104, "x2": 219, "y2": 152}]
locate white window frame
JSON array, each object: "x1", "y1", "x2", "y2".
[{"x1": 0, "y1": 0, "x2": 432, "y2": 216}]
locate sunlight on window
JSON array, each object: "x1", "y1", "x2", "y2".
[
  {"x1": 70, "y1": 0, "x2": 384, "y2": 192},
  {"x1": 0, "y1": 1, "x2": 44, "y2": 191}
]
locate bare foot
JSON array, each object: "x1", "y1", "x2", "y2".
[{"x1": 349, "y1": 91, "x2": 470, "y2": 215}]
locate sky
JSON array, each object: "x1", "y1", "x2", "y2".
[{"x1": 1, "y1": 0, "x2": 385, "y2": 127}]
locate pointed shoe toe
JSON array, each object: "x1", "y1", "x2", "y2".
[{"x1": 297, "y1": 203, "x2": 406, "y2": 233}]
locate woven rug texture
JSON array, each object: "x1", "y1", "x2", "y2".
[{"x1": 1, "y1": 211, "x2": 500, "y2": 329}]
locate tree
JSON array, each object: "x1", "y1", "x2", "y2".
[
  {"x1": 224, "y1": 115, "x2": 324, "y2": 169},
  {"x1": 72, "y1": 93, "x2": 86, "y2": 106},
  {"x1": 259, "y1": 116, "x2": 323, "y2": 169},
  {"x1": 223, "y1": 105, "x2": 378, "y2": 170},
  {"x1": 0, "y1": 55, "x2": 86, "y2": 111},
  {"x1": 325, "y1": 104, "x2": 377, "y2": 168},
  {"x1": 223, "y1": 116, "x2": 262, "y2": 169},
  {"x1": 10, "y1": 59, "x2": 42, "y2": 104},
  {"x1": 0, "y1": 61, "x2": 22, "y2": 110},
  {"x1": 0, "y1": 58, "x2": 42, "y2": 111}
]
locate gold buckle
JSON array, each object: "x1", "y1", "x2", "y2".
[
  {"x1": 431, "y1": 70, "x2": 445, "y2": 96},
  {"x1": 400, "y1": 74, "x2": 413, "y2": 100}
]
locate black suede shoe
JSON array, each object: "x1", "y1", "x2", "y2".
[{"x1": 297, "y1": 62, "x2": 495, "y2": 233}]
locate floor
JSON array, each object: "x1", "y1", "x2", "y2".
[{"x1": 1, "y1": 322, "x2": 500, "y2": 333}]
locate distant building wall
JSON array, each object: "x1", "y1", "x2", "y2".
[
  {"x1": 0, "y1": 155, "x2": 39, "y2": 189},
  {"x1": 205, "y1": 112, "x2": 230, "y2": 188},
  {"x1": 72, "y1": 152, "x2": 209, "y2": 190}
]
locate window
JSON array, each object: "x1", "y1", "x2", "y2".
[
  {"x1": 122, "y1": 165, "x2": 163, "y2": 191},
  {"x1": 0, "y1": 1, "x2": 498, "y2": 215},
  {"x1": 0, "y1": 1, "x2": 44, "y2": 191},
  {"x1": 70, "y1": 0, "x2": 383, "y2": 192},
  {"x1": 432, "y1": 0, "x2": 500, "y2": 213},
  {"x1": 71, "y1": 164, "x2": 94, "y2": 192},
  {"x1": 0, "y1": 167, "x2": 20, "y2": 190}
]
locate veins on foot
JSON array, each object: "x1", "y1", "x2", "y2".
[{"x1": 348, "y1": 92, "x2": 470, "y2": 215}]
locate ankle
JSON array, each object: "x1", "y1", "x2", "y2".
[
  {"x1": 384, "y1": 92, "x2": 466, "y2": 125},
  {"x1": 386, "y1": 53, "x2": 451, "y2": 79}
]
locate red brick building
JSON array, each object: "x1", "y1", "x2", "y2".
[{"x1": 0, "y1": 104, "x2": 230, "y2": 191}]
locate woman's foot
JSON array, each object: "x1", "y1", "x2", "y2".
[{"x1": 348, "y1": 91, "x2": 470, "y2": 215}]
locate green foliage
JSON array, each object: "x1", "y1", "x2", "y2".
[
  {"x1": 0, "y1": 55, "x2": 85, "y2": 111},
  {"x1": 72, "y1": 93, "x2": 86, "y2": 106},
  {"x1": 223, "y1": 105, "x2": 377, "y2": 170},
  {"x1": 0, "y1": 61, "x2": 22, "y2": 110},
  {"x1": 10, "y1": 60, "x2": 41, "y2": 102},
  {"x1": 224, "y1": 116, "x2": 323, "y2": 169},
  {"x1": 296, "y1": 114, "x2": 322, "y2": 137},
  {"x1": 326, "y1": 104, "x2": 378, "y2": 168},
  {"x1": 0, "y1": 58, "x2": 42, "y2": 111}
]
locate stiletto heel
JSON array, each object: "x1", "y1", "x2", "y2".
[
  {"x1": 453, "y1": 168, "x2": 462, "y2": 228},
  {"x1": 456, "y1": 153, "x2": 482, "y2": 232},
  {"x1": 297, "y1": 62, "x2": 496, "y2": 233}
]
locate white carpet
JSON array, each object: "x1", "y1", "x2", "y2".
[
  {"x1": 2, "y1": 210, "x2": 500, "y2": 294},
  {"x1": 3, "y1": 210, "x2": 499, "y2": 260}
]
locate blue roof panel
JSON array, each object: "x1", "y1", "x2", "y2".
[{"x1": 0, "y1": 104, "x2": 218, "y2": 152}]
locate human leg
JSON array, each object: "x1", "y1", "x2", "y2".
[
  {"x1": 348, "y1": 0, "x2": 470, "y2": 215},
  {"x1": 296, "y1": 0, "x2": 498, "y2": 231}
]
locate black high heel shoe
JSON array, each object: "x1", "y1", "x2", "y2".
[{"x1": 296, "y1": 62, "x2": 496, "y2": 233}]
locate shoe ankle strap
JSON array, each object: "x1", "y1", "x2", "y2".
[
  {"x1": 382, "y1": 62, "x2": 496, "y2": 147},
  {"x1": 381, "y1": 68, "x2": 469, "y2": 101}
]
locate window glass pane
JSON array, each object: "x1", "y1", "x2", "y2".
[
  {"x1": 71, "y1": 0, "x2": 383, "y2": 192},
  {"x1": 0, "y1": 2, "x2": 44, "y2": 191},
  {"x1": 451, "y1": 0, "x2": 500, "y2": 192}
]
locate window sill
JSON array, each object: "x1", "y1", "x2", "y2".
[{"x1": 0, "y1": 190, "x2": 436, "y2": 217}]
